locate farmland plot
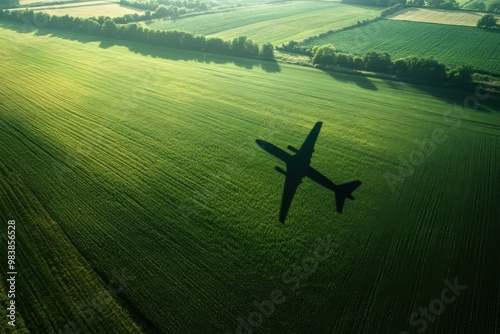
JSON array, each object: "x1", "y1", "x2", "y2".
[
  {"x1": 302, "y1": 19, "x2": 500, "y2": 74},
  {"x1": 0, "y1": 20, "x2": 499, "y2": 334},
  {"x1": 145, "y1": 2, "x2": 381, "y2": 44},
  {"x1": 388, "y1": 7, "x2": 500, "y2": 27}
]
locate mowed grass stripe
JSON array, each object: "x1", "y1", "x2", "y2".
[
  {"x1": 208, "y1": 4, "x2": 381, "y2": 44},
  {"x1": 0, "y1": 161, "x2": 142, "y2": 333},
  {"x1": 388, "y1": 7, "x2": 500, "y2": 27},
  {"x1": 145, "y1": 2, "x2": 381, "y2": 44}
]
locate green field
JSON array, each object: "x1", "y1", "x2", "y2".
[
  {"x1": 1, "y1": 20, "x2": 499, "y2": 334},
  {"x1": 144, "y1": 2, "x2": 381, "y2": 45},
  {"x1": 19, "y1": 0, "x2": 69, "y2": 5},
  {"x1": 16, "y1": 0, "x2": 144, "y2": 17},
  {"x1": 459, "y1": 0, "x2": 499, "y2": 9},
  {"x1": 388, "y1": 7, "x2": 500, "y2": 26},
  {"x1": 18, "y1": 0, "x2": 120, "y2": 5},
  {"x1": 303, "y1": 19, "x2": 500, "y2": 74}
]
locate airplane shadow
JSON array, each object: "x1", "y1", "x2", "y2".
[{"x1": 256, "y1": 122, "x2": 362, "y2": 223}]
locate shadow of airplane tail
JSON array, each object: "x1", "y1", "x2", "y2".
[{"x1": 333, "y1": 180, "x2": 362, "y2": 214}]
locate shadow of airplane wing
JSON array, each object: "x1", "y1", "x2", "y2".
[
  {"x1": 298, "y1": 122, "x2": 322, "y2": 161},
  {"x1": 255, "y1": 139, "x2": 291, "y2": 163}
]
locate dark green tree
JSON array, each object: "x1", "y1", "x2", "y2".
[
  {"x1": 363, "y1": 51, "x2": 391, "y2": 72},
  {"x1": 352, "y1": 56, "x2": 365, "y2": 70},
  {"x1": 336, "y1": 53, "x2": 354, "y2": 68},
  {"x1": 477, "y1": 14, "x2": 498, "y2": 28},
  {"x1": 86, "y1": 19, "x2": 101, "y2": 35},
  {"x1": 426, "y1": 0, "x2": 444, "y2": 7},
  {"x1": 154, "y1": 4, "x2": 173, "y2": 18},
  {"x1": 470, "y1": 1, "x2": 486, "y2": 11},
  {"x1": 260, "y1": 43, "x2": 274, "y2": 59},
  {"x1": 487, "y1": 1, "x2": 500, "y2": 12},
  {"x1": 312, "y1": 44, "x2": 336, "y2": 65},
  {"x1": 205, "y1": 37, "x2": 231, "y2": 54},
  {"x1": 448, "y1": 64, "x2": 474, "y2": 85},
  {"x1": 0, "y1": 0, "x2": 19, "y2": 9},
  {"x1": 102, "y1": 19, "x2": 118, "y2": 37}
]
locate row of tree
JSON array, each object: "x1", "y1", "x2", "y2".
[
  {"x1": 405, "y1": 0, "x2": 459, "y2": 9},
  {"x1": 311, "y1": 44, "x2": 474, "y2": 84},
  {"x1": 330, "y1": 0, "x2": 499, "y2": 13},
  {"x1": 0, "y1": 9, "x2": 274, "y2": 59},
  {"x1": 119, "y1": 0, "x2": 211, "y2": 12},
  {"x1": 0, "y1": 0, "x2": 19, "y2": 9},
  {"x1": 341, "y1": 0, "x2": 401, "y2": 6},
  {"x1": 111, "y1": 3, "x2": 209, "y2": 24},
  {"x1": 342, "y1": 0, "x2": 461, "y2": 9},
  {"x1": 469, "y1": 1, "x2": 500, "y2": 13}
]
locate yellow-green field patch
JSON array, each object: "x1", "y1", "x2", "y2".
[
  {"x1": 388, "y1": 7, "x2": 500, "y2": 27},
  {"x1": 145, "y1": 2, "x2": 381, "y2": 45},
  {"x1": 19, "y1": 1, "x2": 144, "y2": 17}
]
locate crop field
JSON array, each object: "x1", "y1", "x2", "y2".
[
  {"x1": 303, "y1": 19, "x2": 500, "y2": 74},
  {"x1": 18, "y1": 0, "x2": 119, "y2": 6},
  {"x1": 1, "y1": 21, "x2": 499, "y2": 334},
  {"x1": 459, "y1": 0, "x2": 499, "y2": 9},
  {"x1": 144, "y1": 2, "x2": 381, "y2": 45},
  {"x1": 19, "y1": 0, "x2": 74, "y2": 5},
  {"x1": 388, "y1": 7, "x2": 500, "y2": 26},
  {"x1": 19, "y1": 1, "x2": 144, "y2": 17}
]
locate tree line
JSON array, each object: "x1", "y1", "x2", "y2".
[
  {"x1": 0, "y1": 9, "x2": 274, "y2": 59},
  {"x1": 311, "y1": 44, "x2": 474, "y2": 85},
  {"x1": 344, "y1": 0, "x2": 500, "y2": 11},
  {"x1": 0, "y1": 0, "x2": 19, "y2": 9},
  {"x1": 107, "y1": 2, "x2": 212, "y2": 25},
  {"x1": 469, "y1": 1, "x2": 500, "y2": 13},
  {"x1": 119, "y1": 0, "x2": 212, "y2": 11},
  {"x1": 342, "y1": 0, "x2": 459, "y2": 9}
]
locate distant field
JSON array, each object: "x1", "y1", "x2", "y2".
[
  {"x1": 18, "y1": 0, "x2": 119, "y2": 5},
  {"x1": 1, "y1": 20, "x2": 499, "y2": 334},
  {"x1": 388, "y1": 7, "x2": 500, "y2": 26},
  {"x1": 19, "y1": 0, "x2": 70, "y2": 5},
  {"x1": 215, "y1": 0, "x2": 276, "y2": 4},
  {"x1": 22, "y1": 1, "x2": 144, "y2": 17},
  {"x1": 303, "y1": 19, "x2": 500, "y2": 74},
  {"x1": 459, "y1": 0, "x2": 499, "y2": 9},
  {"x1": 144, "y1": 2, "x2": 381, "y2": 44}
]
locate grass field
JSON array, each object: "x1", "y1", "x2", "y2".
[
  {"x1": 303, "y1": 19, "x2": 500, "y2": 74},
  {"x1": 388, "y1": 7, "x2": 500, "y2": 26},
  {"x1": 144, "y1": 2, "x2": 381, "y2": 45},
  {"x1": 19, "y1": 0, "x2": 73, "y2": 5},
  {"x1": 18, "y1": 1, "x2": 144, "y2": 17},
  {"x1": 1, "y1": 20, "x2": 499, "y2": 334},
  {"x1": 18, "y1": 0, "x2": 119, "y2": 6},
  {"x1": 459, "y1": 0, "x2": 499, "y2": 9}
]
